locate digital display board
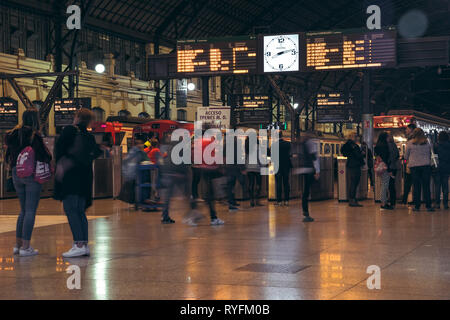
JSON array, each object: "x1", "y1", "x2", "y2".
[
  {"x1": 54, "y1": 97, "x2": 91, "y2": 127},
  {"x1": 234, "y1": 108, "x2": 271, "y2": 125},
  {"x1": 177, "y1": 36, "x2": 257, "y2": 76},
  {"x1": 0, "y1": 97, "x2": 18, "y2": 129},
  {"x1": 316, "y1": 92, "x2": 360, "y2": 123},
  {"x1": 229, "y1": 94, "x2": 271, "y2": 108},
  {"x1": 302, "y1": 30, "x2": 396, "y2": 71}
]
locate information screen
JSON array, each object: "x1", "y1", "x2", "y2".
[
  {"x1": 234, "y1": 108, "x2": 271, "y2": 125},
  {"x1": 54, "y1": 98, "x2": 91, "y2": 127},
  {"x1": 302, "y1": 30, "x2": 396, "y2": 71},
  {"x1": 316, "y1": 92, "x2": 360, "y2": 123},
  {"x1": 0, "y1": 97, "x2": 18, "y2": 129},
  {"x1": 229, "y1": 94, "x2": 270, "y2": 108},
  {"x1": 177, "y1": 37, "x2": 257, "y2": 76}
]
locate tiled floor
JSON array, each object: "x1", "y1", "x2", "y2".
[{"x1": 0, "y1": 196, "x2": 449, "y2": 300}]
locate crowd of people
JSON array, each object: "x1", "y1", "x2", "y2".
[{"x1": 4, "y1": 107, "x2": 449, "y2": 258}]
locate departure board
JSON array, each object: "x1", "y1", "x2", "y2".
[
  {"x1": 177, "y1": 37, "x2": 257, "y2": 76},
  {"x1": 316, "y1": 92, "x2": 360, "y2": 123},
  {"x1": 303, "y1": 30, "x2": 396, "y2": 71},
  {"x1": 0, "y1": 97, "x2": 18, "y2": 129},
  {"x1": 54, "y1": 98, "x2": 91, "y2": 127},
  {"x1": 229, "y1": 94, "x2": 270, "y2": 108},
  {"x1": 234, "y1": 108, "x2": 271, "y2": 125}
]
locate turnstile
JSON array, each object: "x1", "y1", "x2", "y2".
[
  {"x1": 337, "y1": 157, "x2": 368, "y2": 202},
  {"x1": 92, "y1": 158, "x2": 113, "y2": 199}
]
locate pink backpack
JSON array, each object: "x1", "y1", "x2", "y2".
[
  {"x1": 16, "y1": 146, "x2": 36, "y2": 178},
  {"x1": 34, "y1": 161, "x2": 53, "y2": 184}
]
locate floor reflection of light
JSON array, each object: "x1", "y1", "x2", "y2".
[
  {"x1": 319, "y1": 253, "x2": 345, "y2": 288},
  {"x1": 93, "y1": 240, "x2": 110, "y2": 300},
  {"x1": 268, "y1": 205, "x2": 276, "y2": 239},
  {"x1": 0, "y1": 257, "x2": 15, "y2": 271}
]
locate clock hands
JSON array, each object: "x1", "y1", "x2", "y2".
[{"x1": 271, "y1": 49, "x2": 295, "y2": 59}]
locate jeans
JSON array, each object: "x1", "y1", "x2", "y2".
[
  {"x1": 276, "y1": 169, "x2": 290, "y2": 202},
  {"x1": 380, "y1": 170, "x2": 390, "y2": 204},
  {"x1": 301, "y1": 173, "x2": 314, "y2": 216},
  {"x1": 63, "y1": 195, "x2": 88, "y2": 242},
  {"x1": 389, "y1": 169, "x2": 397, "y2": 206},
  {"x1": 190, "y1": 169, "x2": 220, "y2": 220},
  {"x1": 161, "y1": 173, "x2": 191, "y2": 220},
  {"x1": 348, "y1": 167, "x2": 361, "y2": 201},
  {"x1": 226, "y1": 169, "x2": 245, "y2": 205},
  {"x1": 434, "y1": 171, "x2": 449, "y2": 206},
  {"x1": 12, "y1": 168, "x2": 42, "y2": 241},
  {"x1": 411, "y1": 165, "x2": 432, "y2": 209},
  {"x1": 247, "y1": 172, "x2": 261, "y2": 202}
]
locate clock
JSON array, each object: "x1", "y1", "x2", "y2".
[{"x1": 263, "y1": 34, "x2": 299, "y2": 72}]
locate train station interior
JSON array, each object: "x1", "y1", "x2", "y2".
[{"x1": 0, "y1": 0, "x2": 450, "y2": 302}]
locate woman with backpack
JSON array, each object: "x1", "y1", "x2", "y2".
[
  {"x1": 405, "y1": 128, "x2": 434, "y2": 212},
  {"x1": 54, "y1": 108, "x2": 102, "y2": 257},
  {"x1": 5, "y1": 107, "x2": 52, "y2": 256},
  {"x1": 374, "y1": 132, "x2": 392, "y2": 210}
]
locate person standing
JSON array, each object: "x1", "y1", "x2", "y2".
[
  {"x1": 405, "y1": 128, "x2": 434, "y2": 212},
  {"x1": 388, "y1": 135, "x2": 400, "y2": 208},
  {"x1": 434, "y1": 131, "x2": 450, "y2": 209},
  {"x1": 402, "y1": 123, "x2": 417, "y2": 204},
  {"x1": 292, "y1": 135, "x2": 320, "y2": 222},
  {"x1": 341, "y1": 133, "x2": 365, "y2": 207},
  {"x1": 225, "y1": 135, "x2": 246, "y2": 211},
  {"x1": 245, "y1": 138, "x2": 262, "y2": 207},
  {"x1": 374, "y1": 132, "x2": 393, "y2": 210},
  {"x1": 272, "y1": 131, "x2": 291, "y2": 206},
  {"x1": 54, "y1": 108, "x2": 102, "y2": 257},
  {"x1": 5, "y1": 108, "x2": 52, "y2": 256}
]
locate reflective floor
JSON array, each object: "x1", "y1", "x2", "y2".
[{"x1": 0, "y1": 196, "x2": 449, "y2": 300}]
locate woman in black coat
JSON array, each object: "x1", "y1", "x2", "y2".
[
  {"x1": 374, "y1": 132, "x2": 392, "y2": 210},
  {"x1": 54, "y1": 108, "x2": 101, "y2": 258}
]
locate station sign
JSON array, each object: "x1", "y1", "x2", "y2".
[
  {"x1": 234, "y1": 108, "x2": 271, "y2": 125},
  {"x1": 0, "y1": 97, "x2": 18, "y2": 129},
  {"x1": 229, "y1": 94, "x2": 270, "y2": 108},
  {"x1": 196, "y1": 106, "x2": 231, "y2": 129},
  {"x1": 54, "y1": 97, "x2": 91, "y2": 127}
]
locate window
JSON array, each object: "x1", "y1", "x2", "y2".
[{"x1": 177, "y1": 109, "x2": 187, "y2": 121}]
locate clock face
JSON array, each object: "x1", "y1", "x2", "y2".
[{"x1": 263, "y1": 34, "x2": 299, "y2": 72}]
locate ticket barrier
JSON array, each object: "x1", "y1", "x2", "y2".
[
  {"x1": 0, "y1": 162, "x2": 16, "y2": 199},
  {"x1": 337, "y1": 157, "x2": 368, "y2": 202}
]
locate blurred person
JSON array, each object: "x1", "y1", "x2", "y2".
[
  {"x1": 388, "y1": 135, "x2": 400, "y2": 208},
  {"x1": 272, "y1": 131, "x2": 291, "y2": 206},
  {"x1": 361, "y1": 141, "x2": 374, "y2": 187},
  {"x1": 405, "y1": 128, "x2": 433, "y2": 212},
  {"x1": 434, "y1": 131, "x2": 450, "y2": 209},
  {"x1": 341, "y1": 133, "x2": 365, "y2": 207},
  {"x1": 374, "y1": 132, "x2": 393, "y2": 210},
  {"x1": 225, "y1": 135, "x2": 246, "y2": 211},
  {"x1": 245, "y1": 138, "x2": 263, "y2": 207},
  {"x1": 55, "y1": 108, "x2": 102, "y2": 257},
  {"x1": 402, "y1": 123, "x2": 417, "y2": 204},
  {"x1": 5, "y1": 108, "x2": 52, "y2": 256},
  {"x1": 189, "y1": 130, "x2": 225, "y2": 226},
  {"x1": 292, "y1": 134, "x2": 320, "y2": 222}
]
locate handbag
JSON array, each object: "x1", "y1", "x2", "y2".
[{"x1": 374, "y1": 156, "x2": 388, "y2": 176}]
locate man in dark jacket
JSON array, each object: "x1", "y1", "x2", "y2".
[
  {"x1": 435, "y1": 131, "x2": 450, "y2": 209},
  {"x1": 402, "y1": 123, "x2": 416, "y2": 204},
  {"x1": 271, "y1": 131, "x2": 292, "y2": 206},
  {"x1": 341, "y1": 133, "x2": 365, "y2": 207},
  {"x1": 55, "y1": 108, "x2": 102, "y2": 258}
]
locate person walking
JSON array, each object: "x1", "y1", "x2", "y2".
[
  {"x1": 341, "y1": 133, "x2": 365, "y2": 207},
  {"x1": 405, "y1": 128, "x2": 434, "y2": 212},
  {"x1": 54, "y1": 108, "x2": 102, "y2": 257},
  {"x1": 5, "y1": 108, "x2": 52, "y2": 256},
  {"x1": 245, "y1": 138, "x2": 263, "y2": 207},
  {"x1": 434, "y1": 131, "x2": 450, "y2": 209},
  {"x1": 374, "y1": 132, "x2": 393, "y2": 210},
  {"x1": 402, "y1": 123, "x2": 416, "y2": 204},
  {"x1": 272, "y1": 131, "x2": 291, "y2": 206},
  {"x1": 388, "y1": 135, "x2": 400, "y2": 208},
  {"x1": 292, "y1": 135, "x2": 320, "y2": 222}
]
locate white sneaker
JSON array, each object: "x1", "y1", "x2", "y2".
[
  {"x1": 183, "y1": 218, "x2": 198, "y2": 226},
  {"x1": 62, "y1": 245, "x2": 87, "y2": 258},
  {"x1": 19, "y1": 247, "x2": 38, "y2": 257},
  {"x1": 210, "y1": 218, "x2": 225, "y2": 226},
  {"x1": 13, "y1": 246, "x2": 20, "y2": 255}
]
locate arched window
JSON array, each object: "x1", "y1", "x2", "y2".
[
  {"x1": 177, "y1": 109, "x2": 187, "y2": 121},
  {"x1": 92, "y1": 107, "x2": 105, "y2": 122}
]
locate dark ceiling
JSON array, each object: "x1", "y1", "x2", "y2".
[{"x1": 2, "y1": 0, "x2": 450, "y2": 117}]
